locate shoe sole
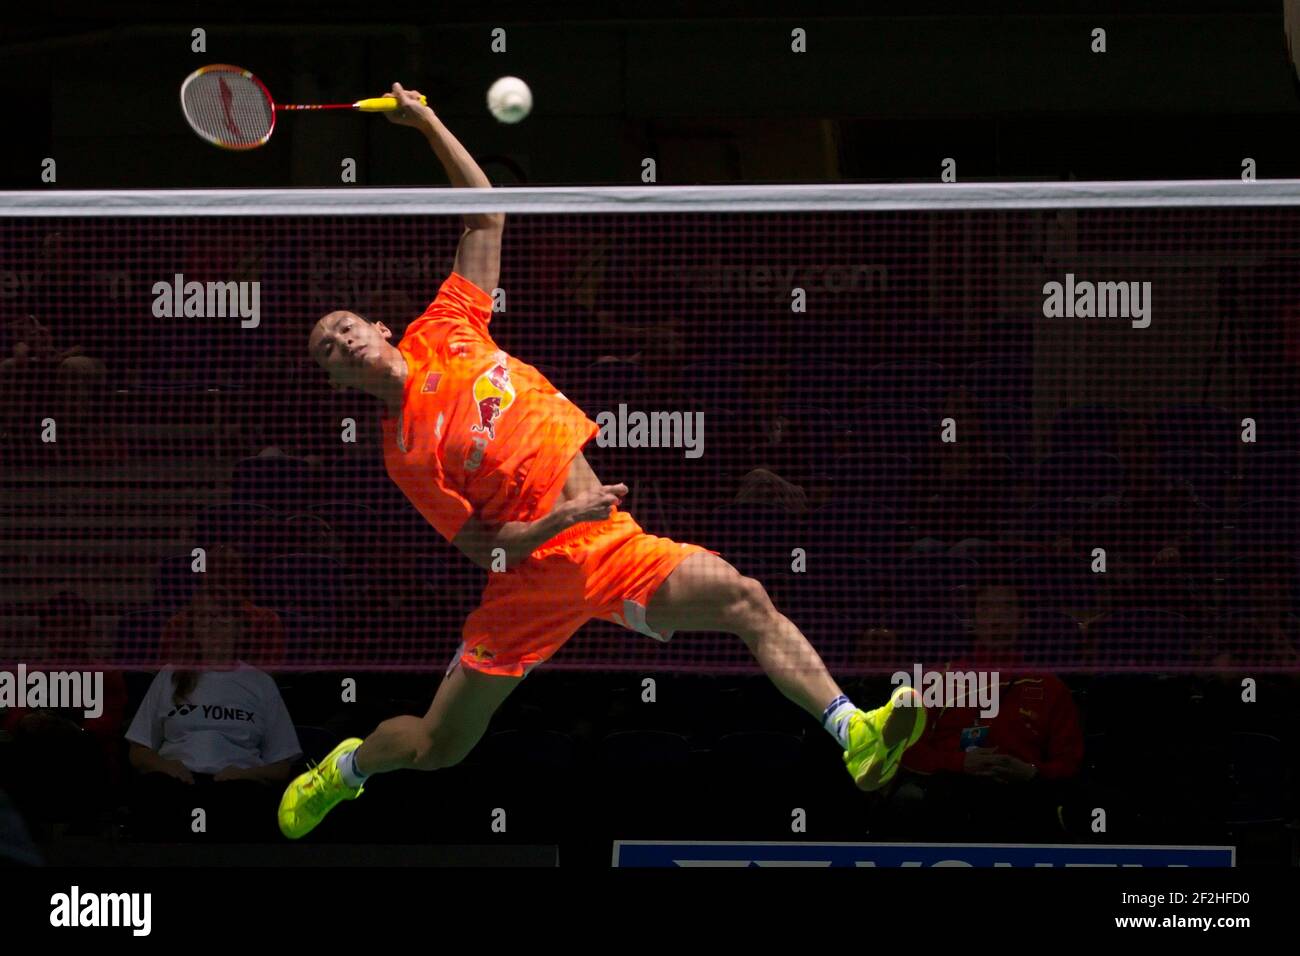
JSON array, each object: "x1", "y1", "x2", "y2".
[{"x1": 853, "y1": 688, "x2": 924, "y2": 792}]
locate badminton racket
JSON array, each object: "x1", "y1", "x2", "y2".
[{"x1": 180, "y1": 64, "x2": 428, "y2": 150}]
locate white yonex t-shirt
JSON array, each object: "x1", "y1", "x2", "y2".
[{"x1": 125, "y1": 664, "x2": 302, "y2": 774}]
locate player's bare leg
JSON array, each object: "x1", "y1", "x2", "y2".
[
  {"x1": 644, "y1": 550, "x2": 924, "y2": 788},
  {"x1": 351, "y1": 661, "x2": 522, "y2": 774},
  {"x1": 279, "y1": 656, "x2": 522, "y2": 837},
  {"x1": 645, "y1": 551, "x2": 842, "y2": 717}
]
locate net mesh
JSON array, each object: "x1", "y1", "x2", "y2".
[
  {"x1": 3, "y1": 193, "x2": 1300, "y2": 674},
  {"x1": 181, "y1": 70, "x2": 274, "y2": 148}
]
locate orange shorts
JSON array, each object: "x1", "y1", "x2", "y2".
[{"x1": 447, "y1": 507, "x2": 719, "y2": 678}]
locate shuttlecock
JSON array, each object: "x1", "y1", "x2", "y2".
[{"x1": 487, "y1": 76, "x2": 532, "y2": 124}]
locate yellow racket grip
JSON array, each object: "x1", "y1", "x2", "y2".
[{"x1": 354, "y1": 95, "x2": 429, "y2": 111}]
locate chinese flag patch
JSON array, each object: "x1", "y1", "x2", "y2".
[{"x1": 422, "y1": 372, "x2": 443, "y2": 393}]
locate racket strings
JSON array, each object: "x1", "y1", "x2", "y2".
[{"x1": 182, "y1": 69, "x2": 274, "y2": 148}]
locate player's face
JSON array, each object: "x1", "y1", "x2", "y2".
[{"x1": 309, "y1": 311, "x2": 394, "y2": 390}]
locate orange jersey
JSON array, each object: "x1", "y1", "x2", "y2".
[{"x1": 381, "y1": 272, "x2": 599, "y2": 543}]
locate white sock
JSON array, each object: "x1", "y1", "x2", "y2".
[
  {"x1": 822, "y1": 694, "x2": 857, "y2": 749},
  {"x1": 336, "y1": 748, "x2": 369, "y2": 787}
]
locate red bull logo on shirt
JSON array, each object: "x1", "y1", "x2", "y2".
[{"x1": 470, "y1": 351, "x2": 516, "y2": 441}]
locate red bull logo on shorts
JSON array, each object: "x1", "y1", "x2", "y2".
[{"x1": 470, "y1": 351, "x2": 516, "y2": 441}]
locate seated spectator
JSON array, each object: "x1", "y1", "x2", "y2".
[
  {"x1": 733, "y1": 467, "x2": 810, "y2": 513},
  {"x1": 910, "y1": 388, "x2": 1005, "y2": 553},
  {"x1": 634, "y1": 315, "x2": 689, "y2": 405},
  {"x1": 1091, "y1": 414, "x2": 1201, "y2": 608},
  {"x1": 0, "y1": 315, "x2": 115, "y2": 463},
  {"x1": 839, "y1": 626, "x2": 910, "y2": 702},
  {"x1": 741, "y1": 363, "x2": 792, "y2": 449},
  {"x1": 0, "y1": 314, "x2": 97, "y2": 380},
  {"x1": 126, "y1": 574, "x2": 301, "y2": 842},
  {"x1": 158, "y1": 546, "x2": 285, "y2": 670},
  {"x1": 1220, "y1": 551, "x2": 1300, "y2": 667},
  {"x1": 0, "y1": 591, "x2": 128, "y2": 834},
  {"x1": 1066, "y1": 413, "x2": 1196, "y2": 608},
  {"x1": 0, "y1": 788, "x2": 42, "y2": 866},
  {"x1": 1199, "y1": 553, "x2": 1300, "y2": 731},
  {"x1": 885, "y1": 583, "x2": 1085, "y2": 840}
]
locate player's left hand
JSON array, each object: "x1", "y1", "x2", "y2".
[
  {"x1": 566, "y1": 483, "x2": 628, "y2": 524},
  {"x1": 382, "y1": 83, "x2": 434, "y2": 127}
]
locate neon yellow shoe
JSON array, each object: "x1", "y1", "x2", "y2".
[
  {"x1": 278, "y1": 738, "x2": 365, "y2": 839},
  {"x1": 843, "y1": 686, "x2": 927, "y2": 792}
]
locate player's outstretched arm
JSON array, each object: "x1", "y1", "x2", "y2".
[{"x1": 383, "y1": 82, "x2": 503, "y2": 293}]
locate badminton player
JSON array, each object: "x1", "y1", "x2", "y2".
[{"x1": 279, "y1": 83, "x2": 924, "y2": 838}]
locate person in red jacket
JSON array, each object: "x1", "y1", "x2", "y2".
[
  {"x1": 888, "y1": 583, "x2": 1084, "y2": 840},
  {"x1": 0, "y1": 591, "x2": 128, "y2": 833}
]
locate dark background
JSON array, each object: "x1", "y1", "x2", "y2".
[
  {"x1": 3, "y1": 1, "x2": 1300, "y2": 869},
  {"x1": 3, "y1": 0, "x2": 1300, "y2": 188}
]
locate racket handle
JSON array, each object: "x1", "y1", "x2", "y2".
[{"x1": 354, "y1": 95, "x2": 429, "y2": 111}]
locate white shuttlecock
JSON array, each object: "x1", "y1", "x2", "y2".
[{"x1": 487, "y1": 76, "x2": 532, "y2": 124}]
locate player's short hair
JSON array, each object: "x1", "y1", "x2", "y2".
[{"x1": 313, "y1": 310, "x2": 374, "y2": 335}]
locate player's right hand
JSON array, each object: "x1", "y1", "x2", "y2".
[
  {"x1": 382, "y1": 82, "x2": 433, "y2": 127},
  {"x1": 567, "y1": 483, "x2": 628, "y2": 524}
]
